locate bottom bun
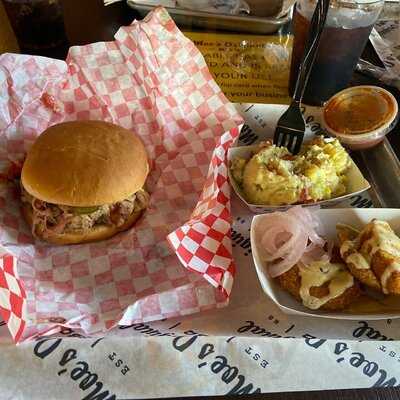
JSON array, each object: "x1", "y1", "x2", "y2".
[{"x1": 22, "y1": 203, "x2": 143, "y2": 245}]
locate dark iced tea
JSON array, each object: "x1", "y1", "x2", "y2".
[
  {"x1": 3, "y1": 0, "x2": 68, "y2": 54},
  {"x1": 289, "y1": 0, "x2": 383, "y2": 106}
]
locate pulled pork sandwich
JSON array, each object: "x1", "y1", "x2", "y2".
[{"x1": 21, "y1": 120, "x2": 150, "y2": 245}]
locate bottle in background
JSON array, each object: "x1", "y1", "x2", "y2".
[
  {"x1": 0, "y1": 1, "x2": 19, "y2": 53},
  {"x1": 289, "y1": 0, "x2": 384, "y2": 106},
  {"x1": 2, "y1": 0, "x2": 69, "y2": 58}
]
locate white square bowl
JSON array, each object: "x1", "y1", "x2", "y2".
[
  {"x1": 228, "y1": 144, "x2": 370, "y2": 214},
  {"x1": 250, "y1": 208, "x2": 400, "y2": 320}
]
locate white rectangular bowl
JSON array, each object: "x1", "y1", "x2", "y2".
[
  {"x1": 228, "y1": 144, "x2": 371, "y2": 214},
  {"x1": 250, "y1": 208, "x2": 400, "y2": 320}
]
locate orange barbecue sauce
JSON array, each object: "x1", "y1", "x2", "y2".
[{"x1": 323, "y1": 87, "x2": 395, "y2": 135}]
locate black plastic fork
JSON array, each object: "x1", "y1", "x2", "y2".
[{"x1": 273, "y1": 0, "x2": 331, "y2": 154}]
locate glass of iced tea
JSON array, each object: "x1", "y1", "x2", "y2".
[
  {"x1": 2, "y1": 0, "x2": 68, "y2": 55},
  {"x1": 289, "y1": 0, "x2": 384, "y2": 106}
]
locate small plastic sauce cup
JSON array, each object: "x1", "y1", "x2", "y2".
[{"x1": 322, "y1": 86, "x2": 398, "y2": 150}]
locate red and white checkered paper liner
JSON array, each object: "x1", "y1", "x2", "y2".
[{"x1": 0, "y1": 7, "x2": 243, "y2": 342}]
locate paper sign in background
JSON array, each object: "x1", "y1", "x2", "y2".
[{"x1": 185, "y1": 31, "x2": 292, "y2": 105}]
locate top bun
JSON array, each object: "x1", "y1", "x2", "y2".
[{"x1": 21, "y1": 121, "x2": 149, "y2": 206}]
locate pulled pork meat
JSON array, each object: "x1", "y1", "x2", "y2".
[{"x1": 21, "y1": 185, "x2": 149, "y2": 238}]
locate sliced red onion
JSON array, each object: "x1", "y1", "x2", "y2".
[
  {"x1": 269, "y1": 233, "x2": 309, "y2": 278},
  {"x1": 301, "y1": 242, "x2": 329, "y2": 266},
  {"x1": 258, "y1": 206, "x2": 331, "y2": 277}
]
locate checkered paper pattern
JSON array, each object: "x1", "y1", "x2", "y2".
[
  {"x1": 0, "y1": 7, "x2": 243, "y2": 342},
  {"x1": 0, "y1": 253, "x2": 26, "y2": 342}
]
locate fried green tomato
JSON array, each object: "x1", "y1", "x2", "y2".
[
  {"x1": 276, "y1": 258, "x2": 362, "y2": 311},
  {"x1": 338, "y1": 220, "x2": 400, "y2": 295}
]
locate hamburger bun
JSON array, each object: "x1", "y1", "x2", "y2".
[{"x1": 21, "y1": 120, "x2": 149, "y2": 206}]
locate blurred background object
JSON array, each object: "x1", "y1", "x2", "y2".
[
  {"x1": 61, "y1": 0, "x2": 135, "y2": 45},
  {"x1": 246, "y1": 0, "x2": 282, "y2": 17},
  {"x1": 176, "y1": 0, "x2": 250, "y2": 15},
  {"x1": 0, "y1": 1, "x2": 19, "y2": 53},
  {"x1": 2, "y1": 0, "x2": 69, "y2": 58},
  {"x1": 379, "y1": 0, "x2": 399, "y2": 20},
  {"x1": 126, "y1": 0, "x2": 288, "y2": 34}
]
